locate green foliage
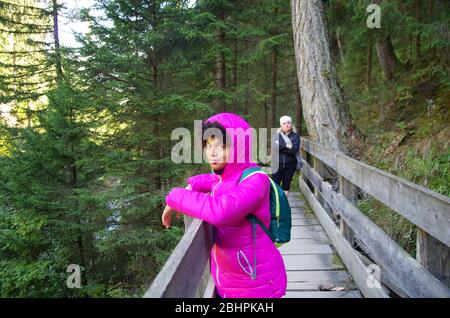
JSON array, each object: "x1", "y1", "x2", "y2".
[
  {"x1": 358, "y1": 198, "x2": 417, "y2": 257},
  {"x1": 327, "y1": 0, "x2": 450, "y2": 260},
  {"x1": 1, "y1": 0, "x2": 448, "y2": 298}
]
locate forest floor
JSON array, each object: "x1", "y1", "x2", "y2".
[{"x1": 342, "y1": 59, "x2": 449, "y2": 256}]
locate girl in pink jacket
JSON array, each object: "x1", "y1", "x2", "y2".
[{"x1": 162, "y1": 113, "x2": 287, "y2": 298}]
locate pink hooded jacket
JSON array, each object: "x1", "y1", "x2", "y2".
[{"x1": 165, "y1": 113, "x2": 287, "y2": 298}]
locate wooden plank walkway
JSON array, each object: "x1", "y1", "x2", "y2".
[{"x1": 281, "y1": 192, "x2": 362, "y2": 298}]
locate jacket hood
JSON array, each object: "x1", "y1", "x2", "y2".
[{"x1": 204, "y1": 113, "x2": 257, "y2": 179}]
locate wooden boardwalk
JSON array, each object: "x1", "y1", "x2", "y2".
[
  {"x1": 145, "y1": 137, "x2": 450, "y2": 298},
  {"x1": 280, "y1": 192, "x2": 362, "y2": 298}
]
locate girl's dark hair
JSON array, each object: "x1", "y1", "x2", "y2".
[{"x1": 202, "y1": 121, "x2": 227, "y2": 148}]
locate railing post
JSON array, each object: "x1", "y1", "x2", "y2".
[
  {"x1": 339, "y1": 176, "x2": 355, "y2": 247},
  {"x1": 417, "y1": 229, "x2": 450, "y2": 288},
  {"x1": 313, "y1": 157, "x2": 333, "y2": 218},
  {"x1": 185, "y1": 216, "x2": 214, "y2": 297},
  {"x1": 300, "y1": 144, "x2": 308, "y2": 184},
  {"x1": 313, "y1": 157, "x2": 324, "y2": 205},
  {"x1": 195, "y1": 262, "x2": 213, "y2": 298}
]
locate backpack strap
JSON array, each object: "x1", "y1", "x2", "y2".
[
  {"x1": 246, "y1": 214, "x2": 275, "y2": 242},
  {"x1": 241, "y1": 169, "x2": 280, "y2": 220},
  {"x1": 239, "y1": 167, "x2": 262, "y2": 182},
  {"x1": 239, "y1": 167, "x2": 269, "y2": 281}
]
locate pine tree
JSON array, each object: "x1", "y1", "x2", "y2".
[
  {"x1": 1, "y1": 0, "x2": 110, "y2": 297},
  {"x1": 75, "y1": 0, "x2": 210, "y2": 293},
  {"x1": 0, "y1": 0, "x2": 56, "y2": 126}
]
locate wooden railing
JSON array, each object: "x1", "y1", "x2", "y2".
[
  {"x1": 144, "y1": 218, "x2": 215, "y2": 298},
  {"x1": 144, "y1": 137, "x2": 450, "y2": 298},
  {"x1": 299, "y1": 137, "x2": 450, "y2": 298}
]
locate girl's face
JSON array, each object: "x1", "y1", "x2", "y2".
[
  {"x1": 205, "y1": 136, "x2": 229, "y2": 171},
  {"x1": 281, "y1": 121, "x2": 292, "y2": 133}
]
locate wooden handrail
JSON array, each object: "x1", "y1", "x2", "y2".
[
  {"x1": 302, "y1": 138, "x2": 450, "y2": 247},
  {"x1": 145, "y1": 137, "x2": 449, "y2": 298},
  {"x1": 300, "y1": 137, "x2": 450, "y2": 298},
  {"x1": 144, "y1": 219, "x2": 214, "y2": 298}
]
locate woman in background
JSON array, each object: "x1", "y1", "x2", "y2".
[{"x1": 271, "y1": 115, "x2": 301, "y2": 197}]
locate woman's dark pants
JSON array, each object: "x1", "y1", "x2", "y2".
[{"x1": 271, "y1": 161, "x2": 297, "y2": 191}]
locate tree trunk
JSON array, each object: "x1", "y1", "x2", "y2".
[
  {"x1": 336, "y1": 28, "x2": 345, "y2": 65},
  {"x1": 376, "y1": 36, "x2": 399, "y2": 81},
  {"x1": 263, "y1": 57, "x2": 268, "y2": 129},
  {"x1": 52, "y1": 0, "x2": 63, "y2": 81},
  {"x1": 409, "y1": 34, "x2": 413, "y2": 61},
  {"x1": 366, "y1": 44, "x2": 373, "y2": 88},
  {"x1": 295, "y1": 78, "x2": 302, "y2": 135},
  {"x1": 232, "y1": 37, "x2": 238, "y2": 113},
  {"x1": 152, "y1": 57, "x2": 158, "y2": 92},
  {"x1": 291, "y1": 0, "x2": 357, "y2": 154},
  {"x1": 271, "y1": 48, "x2": 277, "y2": 128},
  {"x1": 416, "y1": 33, "x2": 421, "y2": 60},
  {"x1": 216, "y1": 11, "x2": 226, "y2": 112}
]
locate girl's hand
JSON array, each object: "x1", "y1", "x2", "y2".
[
  {"x1": 162, "y1": 205, "x2": 181, "y2": 228},
  {"x1": 185, "y1": 184, "x2": 192, "y2": 190}
]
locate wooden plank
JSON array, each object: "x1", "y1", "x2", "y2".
[
  {"x1": 290, "y1": 207, "x2": 308, "y2": 214},
  {"x1": 194, "y1": 262, "x2": 213, "y2": 298},
  {"x1": 283, "y1": 254, "x2": 345, "y2": 271},
  {"x1": 355, "y1": 248, "x2": 410, "y2": 298},
  {"x1": 301, "y1": 138, "x2": 337, "y2": 169},
  {"x1": 287, "y1": 270, "x2": 350, "y2": 283},
  {"x1": 291, "y1": 214, "x2": 316, "y2": 219},
  {"x1": 289, "y1": 202, "x2": 305, "y2": 208},
  {"x1": 279, "y1": 243, "x2": 333, "y2": 255},
  {"x1": 291, "y1": 227, "x2": 329, "y2": 240},
  {"x1": 301, "y1": 138, "x2": 450, "y2": 248},
  {"x1": 292, "y1": 224, "x2": 324, "y2": 232},
  {"x1": 144, "y1": 219, "x2": 214, "y2": 298},
  {"x1": 285, "y1": 238, "x2": 331, "y2": 245},
  {"x1": 300, "y1": 177, "x2": 389, "y2": 298},
  {"x1": 313, "y1": 157, "x2": 327, "y2": 215},
  {"x1": 301, "y1": 168, "x2": 450, "y2": 297},
  {"x1": 290, "y1": 214, "x2": 315, "y2": 219},
  {"x1": 291, "y1": 214, "x2": 315, "y2": 219},
  {"x1": 339, "y1": 176, "x2": 355, "y2": 246},
  {"x1": 284, "y1": 290, "x2": 361, "y2": 298},
  {"x1": 287, "y1": 281, "x2": 357, "y2": 291},
  {"x1": 335, "y1": 153, "x2": 450, "y2": 248},
  {"x1": 417, "y1": 229, "x2": 450, "y2": 287},
  {"x1": 292, "y1": 218, "x2": 319, "y2": 226},
  {"x1": 203, "y1": 275, "x2": 216, "y2": 298}
]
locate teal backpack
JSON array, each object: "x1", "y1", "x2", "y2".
[{"x1": 239, "y1": 167, "x2": 292, "y2": 247}]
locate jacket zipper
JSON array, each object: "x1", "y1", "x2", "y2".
[
  {"x1": 212, "y1": 176, "x2": 222, "y2": 287},
  {"x1": 211, "y1": 175, "x2": 222, "y2": 196},
  {"x1": 213, "y1": 244, "x2": 221, "y2": 288}
]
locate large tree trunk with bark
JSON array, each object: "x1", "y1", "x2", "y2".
[
  {"x1": 291, "y1": 0, "x2": 357, "y2": 154},
  {"x1": 216, "y1": 11, "x2": 226, "y2": 112},
  {"x1": 295, "y1": 78, "x2": 303, "y2": 135},
  {"x1": 232, "y1": 37, "x2": 238, "y2": 113},
  {"x1": 270, "y1": 48, "x2": 277, "y2": 128},
  {"x1": 376, "y1": 36, "x2": 400, "y2": 81},
  {"x1": 366, "y1": 43, "x2": 373, "y2": 88},
  {"x1": 52, "y1": 0, "x2": 63, "y2": 81},
  {"x1": 336, "y1": 28, "x2": 345, "y2": 65}
]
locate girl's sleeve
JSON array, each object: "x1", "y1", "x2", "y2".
[
  {"x1": 166, "y1": 173, "x2": 269, "y2": 227},
  {"x1": 186, "y1": 173, "x2": 214, "y2": 193}
]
